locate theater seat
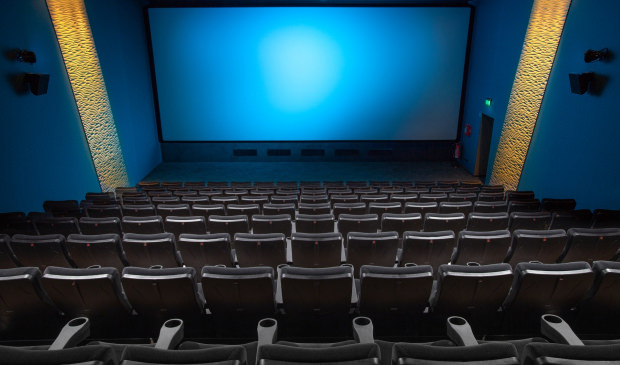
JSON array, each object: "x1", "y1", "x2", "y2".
[
  {"x1": 295, "y1": 214, "x2": 335, "y2": 234},
  {"x1": 234, "y1": 233, "x2": 287, "y2": 271},
  {"x1": 122, "y1": 232, "x2": 183, "y2": 268},
  {"x1": 450, "y1": 230, "x2": 511, "y2": 266},
  {"x1": 0, "y1": 234, "x2": 18, "y2": 269},
  {"x1": 558, "y1": 227, "x2": 620, "y2": 264},
  {"x1": 504, "y1": 229, "x2": 567, "y2": 266},
  {"x1": 346, "y1": 232, "x2": 399, "y2": 278},
  {"x1": 10, "y1": 234, "x2": 73, "y2": 271},
  {"x1": 399, "y1": 230, "x2": 455, "y2": 272},
  {"x1": 65, "y1": 233, "x2": 128, "y2": 271}
]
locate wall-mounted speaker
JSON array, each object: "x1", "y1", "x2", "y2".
[
  {"x1": 568, "y1": 72, "x2": 592, "y2": 95},
  {"x1": 24, "y1": 73, "x2": 49, "y2": 95}
]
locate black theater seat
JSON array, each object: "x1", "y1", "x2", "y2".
[
  {"x1": 290, "y1": 232, "x2": 343, "y2": 268},
  {"x1": 122, "y1": 215, "x2": 165, "y2": 234},
  {"x1": 164, "y1": 215, "x2": 208, "y2": 240},
  {"x1": 367, "y1": 201, "x2": 402, "y2": 218},
  {"x1": 85, "y1": 204, "x2": 122, "y2": 219},
  {"x1": 549, "y1": 209, "x2": 593, "y2": 230},
  {"x1": 42, "y1": 266, "x2": 133, "y2": 336},
  {"x1": 380, "y1": 213, "x2": 423, "y2": 237},
  {"x1": 558, "y1": 227, "x2": 620, "y2": 264},
  {"x1": 450, "y1": 230, "x2": 511, "y2": 266},
  {"x1": 121, "y1": 266, "x2": 206, "y2": 335},
  {"x1": 576, "y1": 260, "x2": 620, "y2": 333},
  {"x1": 122, "y1": 232, "x2": 183, "y2": 268},
  {"x1": 234, "y1": 233, "x2": 287, "y2": 271},
  {"x1": 504, "y1": 229, "x2": 567, "y2": 266},
  {"x1": 65, "y1": 233, "x2": 128, "y2": 271},
  {"x1": 423, "y1": 212, "x2": 467, "y2": 234},
  {"x1": 295, "y1": 213, "x2": 335, "y2": 234},
  {"x1": 34, "y1": 216, "x2": 81, "y2": 236},
  {"x1": 252, "y1": 214, "x2": 292, "y2": 237},
  {"x1": 508, "y1": 211, "x2": 552, "y2": 232},
  {"x1": 430, "y1": 263, "x2": 513, "y2": 332},
  {"x1": 177, "y1": 233, "x2": 233, "y2": 268},
  {"x1": 10, "y1": 234, "x2": 73, "y2": 271},
  {"x1": 0, "y1": 234, "x2": 18, "y2": 269},
  {"x1": 0, "y1": 267, "x2": 61, "y2": 340},
  {"x1": 156, "y1": 203, "x2": 191, "y2": 219},
  {"x1": 79, "y1": 216, "x2": 122, "y2": 235},
  {"x1": 121, "y1": 203, "x2": 156, "y2": 217},
  {"x1": 501, "y1": 261, "x2": 594, "y2": 333},
  {"x1": 591, "y1": 209, "x2": 620, "y2": 228},
  {"x1": 346, "y1": 231, "x2": 399, "y2": 278},
  {"x1": 337, "y1": 214, "x2": 379, "y2": 242},
  {"x1": 332, "y1": 202, "x2": 367, "y2": 219},
  {"x1": 399, "y1": 230, "x2": 454, "y2": 271},
  {"x1": 466, "y1": 212, "x2": 509, "y2": 231},
  {"x1": 298, "y1": 202, "x2": 331, "y2": 215},
  {"x1": 208, "y1": 214, "x2": 250, "y2": 237}
]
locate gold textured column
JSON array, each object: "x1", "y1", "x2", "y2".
[
  {"x1": 489, "y1": 0, "x2": 571, "y2": 191},
  {"x1": 47, "y1": 0, "x2": 129, "y2": 192}
]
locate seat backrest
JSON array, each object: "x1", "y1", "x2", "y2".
[
  {"x1": 290, "y1": 232, "x2": 343, "y2": 268},
  {"x1": 559, "y1": 228, "x2": 620, "y2": 264},
  {"x1": 337, "y1": 214, "x2": 379, "y2": 240},
  {"x1": 508, "y1": 212, "x2": 552, "y2": 232},
  {"x1": 234, "y1": 233, "x2": 287, "y2": 270},
  {"x1": 156, "y1": 203, "x2": 191, "y2": 219},
  {"x1": 576, "y1": 261, "x2": 620, "y2": 332},
  {"x1": 392, "y1": 342, "x2": 519, "y2": 365},
  {"x1": 466, "y1": 212, "x2": 509, "y2": 232},
  {"x1": 121, "y1": 215, "x2": 165, "y2": 234},
  {"x1": 360, "y1": 194, "x2": 389, "y2": 204},
  {"x1": 252, "y1": 214, "x2": 292, "y2": 237},
  {"x1": 262, "y1": 203, "x2": 296, "y2": 218},
  {"x1": 208, "y1": 215, "x2": 250, "y2": 237},
  {"x1": 400, "y1": 231, "x2": 455, "y2": 271},
  {"x1": 177, "y1": 233, "x2": 233, "y2": 269},
  {"x1": 298, "y1": 202, "x2": 331, "y2": 215},
  {"x1": 381, "y1": 213, "x2": 423, "y2": 237},
  {"x1": 448, "y1": 192, "x2": 478, "y2": 203},
  {"x1": 473, "y1": 200, "x2": 508, "y2": 213},
  {"x1": 332, "y1": 202, "x2": 367, "y2": 219},
  {"x1": 346, "y1": 231, "x2": 399, "y2": 278},
  {"x1": 279, "y1": 265, "x2": 354, "y2": 317},
  {"x1": 476, "y1": 192, "x2": 505, "y2": 202},
  {"x1": 506, "y1": 191, "x2": 535, "y2": 202},
  {"x1": 257, "y1": 343, "x2": 380, "y2": 365},
  {"x1": 10, "y1": 234, "x2": 73, "y2": 271},
  {"x1": 549, "y1": 209, "x2": 593, "y2": 230},
  {"x1": 423, "y1": 213, "x2": 466, "y2": 234},
  {"x1": 358, "y1": 265, "x2": 433, "y2": 318},
  {"x1": 164, "y1": 215, "x2": 208, "y2": 240},
  {"x1": 121, "y1": 204, "x2": 156, "y2": 217},
  {"x1": 86, "y1": 204, "x2": 122, "y2": 219},
  {"x1": 540, "y1": 198, "x2": 577, "y2": 212},
  {"x1": 419, "y1": 193, "x2": 448, "y2": 203},
  {"x1": 367, "y1": 202, "x2": 402, "y2": 218},
  {"x1": 505, "y1": 229, "x2": 567, "y2": 266},
  {"x1": 121, "y1": 266, "x2": 205, "y2": 319},
  {"x1": 502, "y1": 262, "x2": 594, "y2": 330},
  {"x1": 226, "y1": 204, "x2": 261, "y2": 223},
  {"x1": 201, "y1": 266, "x2": 276, "y2": 316},
  {"x1": 79, "y1": 216, "x2": 122, "y2": 236},
  {"x1": 404, "y1": 202, "x2": 439, "y2": 215},
  {"x1": 65, "y1": 233, "x2": 127, "y2": 271},
  {"x1": 0, "y1": 345, "x2": 117, "y2": 365},
  {"x1": 34, "y1": 217, "x2": 81, "y2": 236},
  {"x1": 42, "y1": 266, "x2": 132, "y2": 318},
  {"x1": 120, "y1": 342, "x2": 246, "y2": 365},
  {"x1": 43, "y1": 200, "x2": 82, "y2": 218},
  {"x1": 508, "y1": 199, "x2": 541, "y2": 214},
  {"x1": 330, "y1": 194, "x2": 360, "y2": 204},
  {"x1": 122, "y1": 232, "x2": 182, "y2": 268},
  {"x1": 592, "y1": 209, "x2": 620, "y2": 229},
  {"x1": 451, "y1": 230, "x2": 512, "y2": 265},
  {"x1": 522, "y1": 342, "x2": 620, "y2": 365},
  {"x1": 432, "y1": 263, "x2": 513, "y2": 320},
  {"x1": 295, "y1": 214, "x2": 335, "y2": 234}
]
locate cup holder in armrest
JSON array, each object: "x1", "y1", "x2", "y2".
[
  {"x1": 87, "y1": 265, "x2": 102, "y2": 269},
  {"x1": 540, "y1": 314, "x2": 584, "y2": 346},
  {"x1": 258, "y1": 318, "x2": 278, "y2": 348},
  {"x1": 466, "y1": 262, "x2": 481, "y2": 267},
  {"x1": 155, "y1": 318, "x2": 185, "y2": 350},
  {"x1": 149, "y1": 265, "x2": 164, "y2": 270},
  {"x1": 404, "y1": 263, "x2": 418, "y2": 267},
  {"x1": 48, "y1": 317, "x2": 91, "y2": 350},
  {"x1": 352, "y1": 317, "x2": 374, "y2": 344},
  {"x1": 446, "y1": 316, "x2": 478, "y2": 347}
]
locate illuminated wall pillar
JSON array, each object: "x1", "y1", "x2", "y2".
[
  {"x1": 47, "y1": 0, "x2": 129, "y2": 192},
  {"x1": 489, "y1": 0, "x2": 571, "y2": 191}
]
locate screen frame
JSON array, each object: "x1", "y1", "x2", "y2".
[{"x1": 144, "y1": 2, "x2": 475, "y2": 144}]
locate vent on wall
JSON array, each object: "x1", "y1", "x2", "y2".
[
  {"x1": 334, "y1": 149, "x2": 360, "y2": 156},
  {"x1": 267, "y1": 149, "x2": 291, "y2": 156},
  {"x1": 233, "y1": 149, "x2": 257, "y2": 157},
  {"x1": 301, "y1": 149, "x2": 325, "y2": 157}
]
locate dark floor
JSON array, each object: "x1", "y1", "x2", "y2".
[{"x1": 143, "y1": 161, "x2": 481, "y2": 184}]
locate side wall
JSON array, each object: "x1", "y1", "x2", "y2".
[
  {"x1": 519, "y1": 0, "x2": 620, "y2": 209},
  {"x1": 0, "y1": 0, "x2": 100, "y2": 213}
]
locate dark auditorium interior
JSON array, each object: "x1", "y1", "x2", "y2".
[{"x1": 1, "y1": 0, "x2": 620, "y2": 364}]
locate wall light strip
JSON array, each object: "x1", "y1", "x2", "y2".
[
  {"x1": 47, "y1": 0, "x2": 129, "y2": 192},
  {"x1": 489, "y1": 0, "x2": 571, "y2": 191}
]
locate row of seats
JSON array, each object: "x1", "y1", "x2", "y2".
[
  {"x1": 6, "y1": 312, "x2": 620, "y2": 365},
  {"x1": 1, "y1": 260, "x2": 618, "y2": 340},
  {"x1": 2, "y1": 227, "x2": 619, "y2": 274},
  {"x1": 135, "y1": 179, "x2": 485, "y2": 188},
  {"x1": 1, "y1": 209, "x2": 615, "y2": 242}
]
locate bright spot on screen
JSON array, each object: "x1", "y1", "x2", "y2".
[{"x1": 258, "y1": 26, "x2": 343, "y2": 113}]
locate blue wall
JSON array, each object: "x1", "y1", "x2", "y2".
[
  {"x1": 519, "y1": 0, "x2": 620, "y2": 210},
  {"x1": 0, "y1": 0, "x2": 101, "y2": 213},
  {"x1": 459, "y1": 0, "x2": 534, "y2": 176},
  {"x1": 0, "y1": 0, "x2": 161, "y2": 214},
  {"x1": 85, "y1": 0, "x2": 161, "y2": 186}
]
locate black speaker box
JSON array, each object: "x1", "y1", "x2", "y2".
[
  {"x1": 25, "y1": 73, "x2": 50, "y2": 95},
  {"x1": 568, "y1": 72, "x2": 592, "y2": 95}
]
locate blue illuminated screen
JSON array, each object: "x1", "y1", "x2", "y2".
[{"x1": 148, "y1": 7, "x2": 470, "y2": 141}]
